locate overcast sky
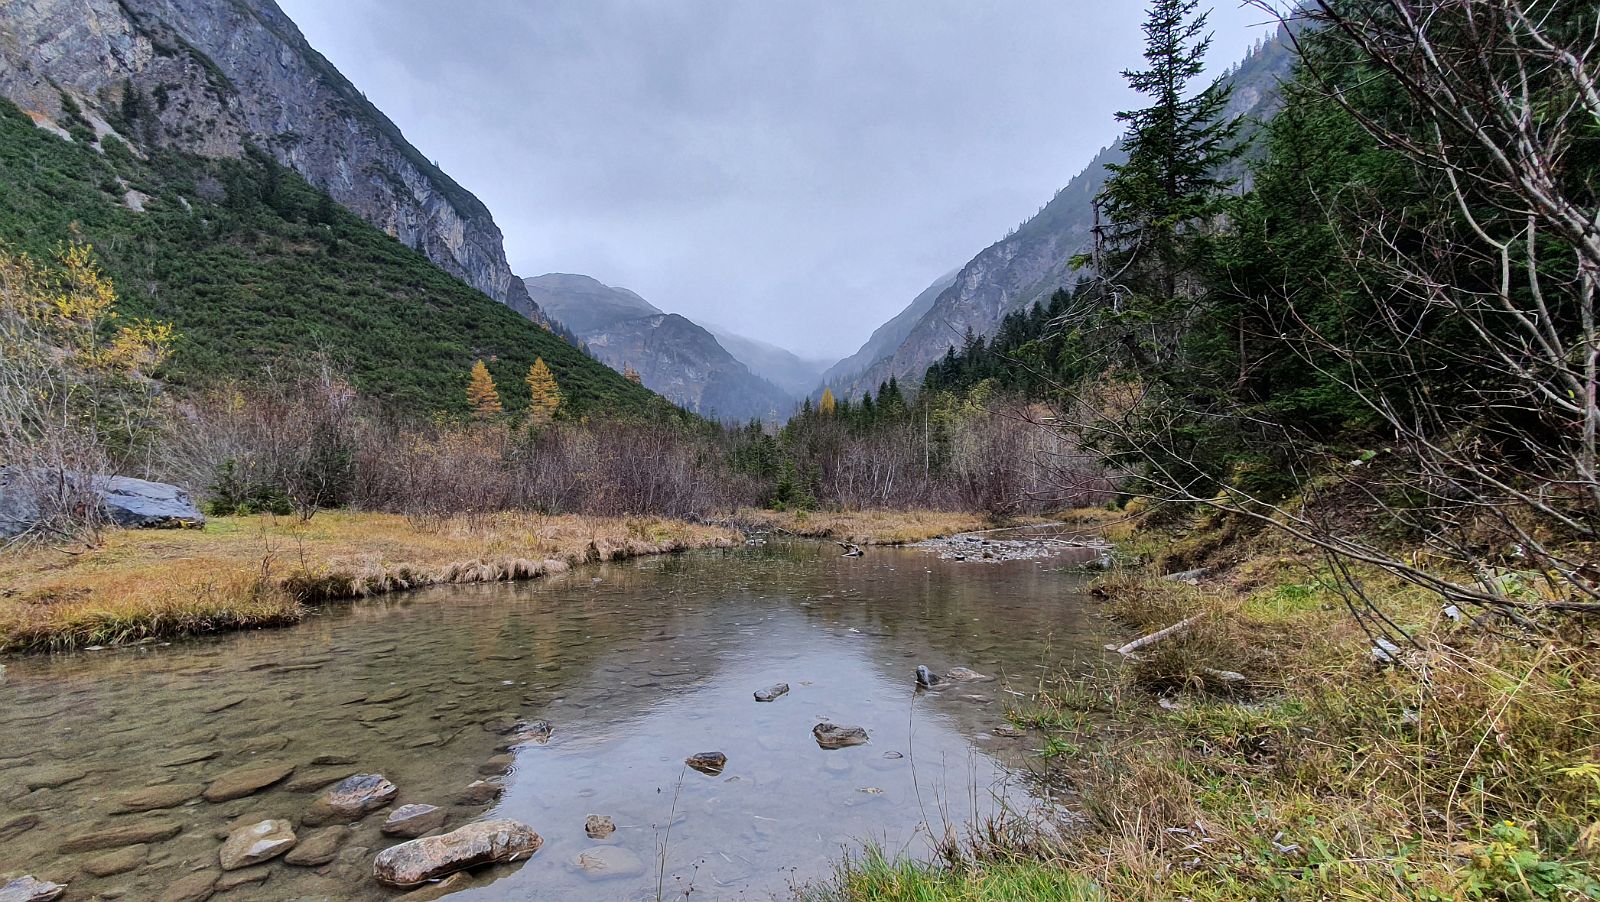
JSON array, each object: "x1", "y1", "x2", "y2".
[{"x1": 276, "y1": 1, "x2": 1274, "y2": 361}]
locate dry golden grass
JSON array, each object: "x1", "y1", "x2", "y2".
[
  {"x1": 737, "y1": 508, "x2": 1006, "y2": 545},
  {"x1": 0, "y1": 511, "x2": 737, "y2": 652}
]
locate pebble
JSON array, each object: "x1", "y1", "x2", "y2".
[{"x1": 584, "y1": 814, "x2": 616, "y2": 839}]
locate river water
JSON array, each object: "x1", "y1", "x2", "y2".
[{"x1": 0, "y1": 535, "x2": 1106, "y2": 901}]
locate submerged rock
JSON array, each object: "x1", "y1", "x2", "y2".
[
  {"x1": 456, "y1": 779, "x2": 503, "y2": 806},
  {"x1": 156, "y1": 870, "x2": 217, "y2": 902},
  {"x1": 573, "y1": 845, "x2": 646, "y2": 880},
  {"x1": 507, "y1": 720, "x2": 553, "y2": 746},
  {"x1": 284, "y1": 826, "x2": 347, "y2": 866},
  {"x1": 61, "y1": 818, "x2": 182, "y2": 853},
  {"x1": 753, "y1": 683, "x2": 790, "y2": 702},
  {"x1": 219, "y1": 819, "x2": 296, "y2": 870},
  {"x1": 82, "y1": 842, "x2": 148, "y2": 877},
  {"x1": 813, "y1": 723, "x2": 870, "y2": 749},
  {"x1": 584, "y1": 814, "x2": 616, "y2": 839},
  {"x1": 382, "y1": 804, "x2": 448, "y2": 838},
  {"x1": 914, "y1": 665, "x2": 942, "y2": 689},
  {"x1": 945, "y1": 667, "x2": 993, "y2": 683},
  {"x1": 303, "y1": 773, "x2": 397, "y2": 825},
  {"x1": 372, "y1": 819, "x2": 543, "y2": 888},
  {"x1": 684, "y1": 751, "x2": 727, "y2": 775},
  {"x1": 203, "y1": 762, "x2": 294, "y2": 801},
  {"x1": 115, "y1": 782, "x2": 202, "y2": 812},
  {"x1": 0, "y1": 876, "x2": 65, "y2": 902}
]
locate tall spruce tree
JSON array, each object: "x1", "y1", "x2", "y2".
[{"x1": 1092, "y1": 0, "x2": 1240, "y2": 366}]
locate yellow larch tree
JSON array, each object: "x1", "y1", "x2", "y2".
[
  {"x1": 818, "y1": 387, "x2": 837, "y2": 415},
  {"x1": 466, "y1": 359, "x2": 502, "y2": 417},
  {"x1": 525, "y1": 356, "x2": 563, "y2": 424}
]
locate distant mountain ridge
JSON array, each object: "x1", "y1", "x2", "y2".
[
  {"x1": 526, "y1": 274, "x2": 794, "y2": 422},
  {"x1": 705, "y1": 328, "x2": 831, "y2": 399},
  {"x1": 0, "y1": 0, "x2": 539, "y2": 316},
  {"x1": 826, "y1": 30, "x2": 1296, "y2": 399}
]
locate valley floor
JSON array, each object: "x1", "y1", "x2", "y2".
[{"x1": 807, "y1": 511, "x2": 1600, "y2": 902}]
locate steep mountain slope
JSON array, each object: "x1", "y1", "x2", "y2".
[
  {"x1": 820, "y1": 269, "x2": 958, "y2": 392},
  {"x1": 828, "y1": 32, "x2": 1295, "y2": 399},
  {"x1": 0, "y1": 0, "x2": 538, "y2": 316},
  {"x1": 704, "y1": 327, "x2": 832, "y2": 399},
  {"x1": 526, "y1": 274, "x2": 793, "y2": 422},
  {"x1": 0, "y1": 96, "x2": 661, "y2": 416}
]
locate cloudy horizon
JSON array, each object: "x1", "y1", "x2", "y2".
[{"x1": 275, "y1": 1, "x2": 1275, "y2": 361}]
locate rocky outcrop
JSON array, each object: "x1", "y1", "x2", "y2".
[
  {"x1": 371, "y1": 819, "x2": 542, "y2": 888},
  {"x1": 0, "y1": 468, "x2": 204, "y2": 537},
  {"x1": 0, "y1": 0, "x2": 537, "y2": 317},
  {"x1": 529, "y1": 274, "x2": 793, "y2": 421}
]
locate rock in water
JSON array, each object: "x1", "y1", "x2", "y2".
[
  {"x1": 584, "y1": 815, "x2": 616, "y2": 839},
  {"x1": 813, "y1": 723, "x2": 870, "y2": 749},
  {"x1": 684, "y1": 751, "x2": 727, "y2": 775},
  {"x1": 0, "y1": 876, "x2": 66, "y2": 902},
  {"x1": 203, "y1": 762, "x2": 295, "y2": 801},
  {"x1": 507, "y1": 720, "x2": 553, "y2": 746},
  {"x1": 915, "y1": 665, "x2": 942, "y2": 689},
  {"x1": 372, "y1": 819, "x2": 543, "y2": 888},
  {"x1": 156, "y1": 871, "x2": 218, "y2": 902},
  {"x1": 573, "y1": 845, "x2": 646, "y2": 880},
  {"x1": 283, "y1": 827, "x2": 347, "y2": 866},
  {"x1": 303, "y1": 773, "x2": 397, "y2": 825},
  {"x1": 61, "y1": 819, "x2": 183, "y2": 853},
  {"x1": 383, "y1": 804, "x2": 448, "y2": 838},
  {"x1": 753, "y1": 683, "x2": 790, "y2": 702},
  {"x1": 219, "y1": 819, "x2": 296, "y2": 870},
  {"x1": 945, "y1": 667, "x2": 993, "y2": 683}
]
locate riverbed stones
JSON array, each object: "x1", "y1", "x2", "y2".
[
  {"x1": 159, "y1": 747, "x2": 218, "y2": 767},
  {"x1": 914, "y1": 665, "x2": 943, "y2": 689},
  {"x1": 0, "y1": 876, "x2": 65, "y2": 902},
  {"x1": 507, "y1": 720, "x2": 553, "y2": 746},
  {"x1": 215, "y1": 866, "x2": 271, "y2": 892},
  {"x1": 61, "y1": 818, "x2": 183, "y2": 852},
  {"x1": 82, "y1": 842, "x2": 148, "y2": 877},
  {"x1": 115, "y1": 782, "x2": 203, "y2": 812},
  {"x1": 0, "y1": 815, "x2": 39, "y2": 841},
  {"x1": 382, "y1": 804, "x2": 447, "y2": 838},
  {"x1": 303, "y1": 773, "x2": 396, "y2": 825},
  {"x1": 309, "y1": 753, "x2": 358, "y2": 766},
  {"x1": 584, "y1": 814, "x2": 616, "y2": 839},
  {"x1": 371, "y1": 819, "x2": 543, "y2": 888},
  {"x1": 813, "y1": 723, "x2": 870, "y2": 749},
  {"x1": 573, "y1": 845, "x2": 645, "y2": 880},
  {"x1": 477, "y1": 754, "x2": 515, "y2": 776},
  {"x1": 284, "y1": 827, "x2": 348, "y2": 866},
  {"x1": 219, "y1": 818, "x2": 297, "y2": 870},
  {"x1": 685, "y1": 751, "x2": 727, "y2": 775},
  {"x1": 23, "y1": 766, "x2": 87, "y2": 791},
  {"x1": 156, "y1": 870, "x2": 217, "y2": 902},
  {"x1": 203, "y1": 762, "x2": 294, "y2": 801},
  {"x1": 395, "y1": 871, "x2": 475, "y2": 901},
  {"x1": 456, "y1": 780, "x2": 503, "y2": 805},
  {"x1": 286, "y1": 766, "x2": 358, "y2": 792},
  {"x1": 753, "y1": 683, "x2": 790, "y2": 702}
]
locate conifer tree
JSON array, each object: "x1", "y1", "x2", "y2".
[
  {"x1": 466, "y1": 359, "x2": 502, "y2": 417},
  {"x1": 1090, "y1": 0, "x2": 1240, "y2": 364},
  {"x1": 525, "y1": 356, "x2": 563, "y2": 424},
  {"x1": 818, "y1": 387, "x2": 837, "y2": 415}
]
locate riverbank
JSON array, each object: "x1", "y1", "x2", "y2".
[
  {"x1": 0, "y1": 511, "x2": 738, "y2": 653},
  {"x1": 812, "y1": 510, "x2": 1600, "y2": 901}
]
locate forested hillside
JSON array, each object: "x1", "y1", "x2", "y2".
[{"x1": 0, "y1": 98, "x2": 660, "y2": 415}]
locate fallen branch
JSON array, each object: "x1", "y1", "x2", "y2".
[{"x1": 1106, "y1": 614, "x2": 1205, "y2": 657}]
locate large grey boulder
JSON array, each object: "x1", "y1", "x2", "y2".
[
  {"x1": 372, "y1": 819, "x2": 542, "y2": 887},
  {"x1": 0, "y1": 467, "x2": 204, "y2": 538},
  {"x1": 94, "y1": 475, "x2": 205, "y2": 529}
]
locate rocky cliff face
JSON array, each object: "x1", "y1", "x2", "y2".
[
  {"x1": 828, "y1": 31, "x2": 1295, "y2": 400},
  {"x1": 527, "y1": 274, "x2": 793, "y2": 422},
  {"x1": 0, "y1": 0, "x2": 537, "y2": 316}
]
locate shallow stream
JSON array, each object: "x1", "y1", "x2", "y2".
[{"x1": 0, "y1": 534, "x2": 1107, "y2": 900}]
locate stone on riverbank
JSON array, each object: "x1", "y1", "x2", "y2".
[
  {"x1": 219, "y1": 819, "x2": 296, "y2": 870},
  {"x1": 203, "y1": 762, "x2": 294, "y2": 801},
  {"x1": 382, "y1": 804, "x2": 447, "y2": 838},
  {"x1": 0, "y1": 875, "x2": 65, "y2": 902},
  {"x1": 813, "y1": 723, "x2": 870, "y2": 749},
  {"x1": 303, "y1": 773, "x2": 396, "y2": 825},
  {"x1": 754, "y1": 683, "x2": 789, "y2": 702},
  {"x1": 685, "y1": 751, "x2": 727, "y2": 775},
  {"x1": 371, "y1": 819, "x2": 542, "y2": 887}
]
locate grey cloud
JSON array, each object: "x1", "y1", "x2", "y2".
[{"x1": 276, "y1": 1, "x2": 1273, "y2": 359}]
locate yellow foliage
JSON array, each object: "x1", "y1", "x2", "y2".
[
  {"x1": 525, "y1": 356, "x2": 563, "y2": 424},
  {"x1": 466, "y1": 358, "x2": 502, "y2": 417},
  {"x1": 819, "y1": 387, "x2": 837, "y2": 415},
  {"x1": 0, "y1": 242, "x2": 172, "y2": 376}
]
